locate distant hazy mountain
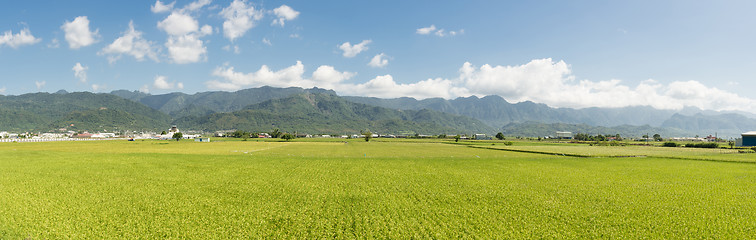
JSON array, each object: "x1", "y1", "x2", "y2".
[
  {"x1": 501, "y1": 122, "x2": 694, "y2": 139},
  {"x1": 0, "y1": 92, "x2": 171, "y2": 132},
  {"x1": 343, "y1": 95, "x2": 679, "y2": 128},
  {"x1": 661, "y1": 113, "x2": 756, "y2": 138},
  {"x1": 175, "y1": 93, "x2": 493, "y2": 134}
]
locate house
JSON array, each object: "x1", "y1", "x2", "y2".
[
  {"x1": 195, "y1": 138, "x2": 210, "y2": 142},
  {"x1": 741, "y1": 131, "x2": 756, "y2": 147}
]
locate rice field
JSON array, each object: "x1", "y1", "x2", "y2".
[{"x1": 1, "y1": 139, "x2": 755, "y2": 238}]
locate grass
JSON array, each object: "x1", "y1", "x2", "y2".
[{"x1": 1, "y1": 139, "x2": 756, "y2": 238}]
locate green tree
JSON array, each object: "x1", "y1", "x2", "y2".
[
  {"x1": 281, "y1": 133, "x2": 295, "y2": 141},
  {"x1": 653, "y1": 133, "x2": 662, "y2": 141},
  {"x1": 495, "y1": 132, "x2": 505, "y2": 140},
  {"x1": 728, "y1": 141, "x2": 735, "y2": 149},
  {"x1": 362, "y1": 130, "x2": 372, "y2": 142},
  {"x1": 270, "y1": 128, "x2": 282, "y2": 138},
  {"x1": 172, "y1": 132, "x2": 183, "y2": 141},
  {"x1": 454, "y1": 135, "x2": 461, "y2": 142},
  {"x1": 161, "y1": 131, "x2": 167, "y2": 135}
]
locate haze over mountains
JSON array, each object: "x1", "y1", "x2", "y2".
[{"x1": 2, "y1": 86, "x2": 754, "y2": 138}]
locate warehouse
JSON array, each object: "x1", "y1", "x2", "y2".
[{"x1": 741, "y1": 131, "x2": 756, "y2": 147}]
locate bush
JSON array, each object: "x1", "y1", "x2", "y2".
[
  {"x1": 503, "y1": 141, "x2": 514, "y2": 146},
  {"x1": 662, "y1": 142, "x2": 679, "y2": 147},
  {"x1": 684, "y1": 142, "x2": 719, "y2": 148}
]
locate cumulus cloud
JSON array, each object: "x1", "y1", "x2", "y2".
[
  {"x1": 416, "y1": 24, "x2": 463, "y2": 37},
  {"x1": 100, "y1": 21, "x2": 159, "y2": 63},
  {"x1": 205, "y1": 59, "x2": 756, "y2": 112},
  {"x1": 262, "y1": 38, "x2": 272, "y2": 46},
  {"x1": 165, "y1": 34, "x2": 207, "y2": 63},
  {"x1": 139, "y1": 85, "x2": 150, "y2": 93},
  {"x1": 35, "y1": 81, "x2": 46, "y2": 90},
  {"x1": 416, "y1": 25, "x2": 437, "y2": 35},
  {"x1": 311, "y1": 65, "x2": 355, "y2": 85},
  {"x1": 0, "y1": 28, "x2": 41, "y2": 48},
  {"x1": 151, "y1": 0, "x2": 175, "y2": 13},
  {"x1": 339, "y1": 40, "x2": 371, "y2": 58},
  {"x1": 348, "y1": 75, "x2": 469, "y2": 99},
  {"x1": 457, "y1": 59, "x2": 756, "y2": 112},
  {"x1": 91, "y1": 84, "x2": 106, "y2": 92},
  {"x1": 157, "y1": 10, "x2": 212, "y2": 63},
  {"x1": 271, "y1": 5, "x2": 299, "y2": 27},
  {"x1": 158, "y1": 12, "x2": 199, "y2": 36},
  {"x1": 61, "y1": 16, "x2": 99, "y2": 49},
  {"x1": 368, "y1": 53, "x2": 389, "y2": 68},
  {"x1": 0, "y1": 86, "x2": 5, "y2": 94},
  {"x1": 221, "y1": 0, "x2": 263, "y2": 41},
  {"x1": 72, "y1": 63, "x2": 88, "y2": 83},
  {"x1": 206, "y1": 61, "x2": 307, "y2": 90},
  {"x1": 153, "y1": 75, "x2": 184, "y2": 90}
]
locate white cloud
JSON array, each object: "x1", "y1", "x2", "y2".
[
  {"x1": 204, "y1": 59, "x2": 756, "y2": 112},
  {"x1": 271, "y1": 5, "x2": 299, "y2": 27},
  {"x1": 158, "y1": 11, "x2": 211, "y2": 64},
  {"x1": 416, "y1": 25, "x2": 436, "y2": 35},
  {"x1": 139, "y1": 85, "x2": 150, "y2": 93},
  {"x1": 368, "y1": 53, "x2": 389, "y2": 68},
  {"x1": 0, "y1": 28, "x2": 41, "y2": 48},
  {"x1": 153, "y1": 75, "x2": 183, "y2": 90},
  {"x1": 206, "y1": 61, "x2": 307, "y2": 90},
  {"x1": 61, "y1": 16, "x2": 99, "y2": 49},
  {"x1": 157, "y1": 12, "x2": 198, "y2": 36},
  {"x1": 312, "y1": 65, "x2": 355, "y2": 85},
  {"x1": 222, "y1": 44, "x2": 241, "y2": 54},
  {"x1": 151, "y1": 0, "x2": 175, "y2": 13},
  {"x1": 416, "y1": 24, "x2": 463, "y2": 37},
  {"x1": 339, "y1": 40, "x2": 371, "y2": 58},
  {"x1": 457, "y1": 59, "x2": 756, "y2": 112},
  {"x1": 91, "y1": 84, "x2": 106, "y2": 92},
  {"x1": 100, "y1": 21, "x2": 159, "y2": 63},
  {"x1": 348, "y1": 75, "x2": 467, "y2": 99},
  {"x1": 35, "y1": 81, "x2": 46, "y2": 90},
  {"x1": 221, "y1": 0, "x2": 263, "y2": 41},
  {"x1": 165, "y1": 34, "x2": 207, "y2": 63},
  {"x1": 262, "y1": 38, "x2": 272, "y2": 46},
  {"x1": 0, "y1": 86, "x2": 5, "y2": 94},
  {"x1": 47, "y1": 38, "x2": 60, "y2": 48},
  {"x1": 72, "y1": 63, "x2": 88, "y2": 83},
  {"x1": 182, "y1": 0, "x2": 211, "y2": 12}
]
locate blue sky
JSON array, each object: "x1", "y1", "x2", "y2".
[{"x1": 1, "y1": 0, "x2": 755, "y2": 112}]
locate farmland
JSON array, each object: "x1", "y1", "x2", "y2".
[{"x1": 1, "y1": 139, "x2": 756, "y2": 238}]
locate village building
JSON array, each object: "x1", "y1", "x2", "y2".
[{"x1": 740, "y1": 131, "x2": 756, "y2": 147}]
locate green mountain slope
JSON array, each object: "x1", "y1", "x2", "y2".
[
  {"x1": 0, "y1": 92, "x2": 171, "y2": 132},
  {"x1": 175, "y1": 93, "x2": 493, "y2": 134},
  {"x1": 112, "y1": 87, "x2": 337, "y2": 118}
]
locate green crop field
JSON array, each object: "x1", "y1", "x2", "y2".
[{"x1": 2, "y1": 139, "x2": 756, "y2": 238}]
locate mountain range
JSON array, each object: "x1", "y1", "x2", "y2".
[{"x1": 2, "y1": 86, "x2": 754, "y2": 138}]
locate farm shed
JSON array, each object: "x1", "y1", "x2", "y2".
[
  {"x1": 742, "y1": 131, "x2": 756, "y2": 147},
  {"x1": 556, "y1": 131, "x2": 573, "y2": 139},
  {"x1": 195, "y1": 138, "x2": 210, "y2": 142}
]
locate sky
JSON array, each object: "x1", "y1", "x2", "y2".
[{"x1": 1, "y1": 0, "x2": 755, "y2": 112}]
